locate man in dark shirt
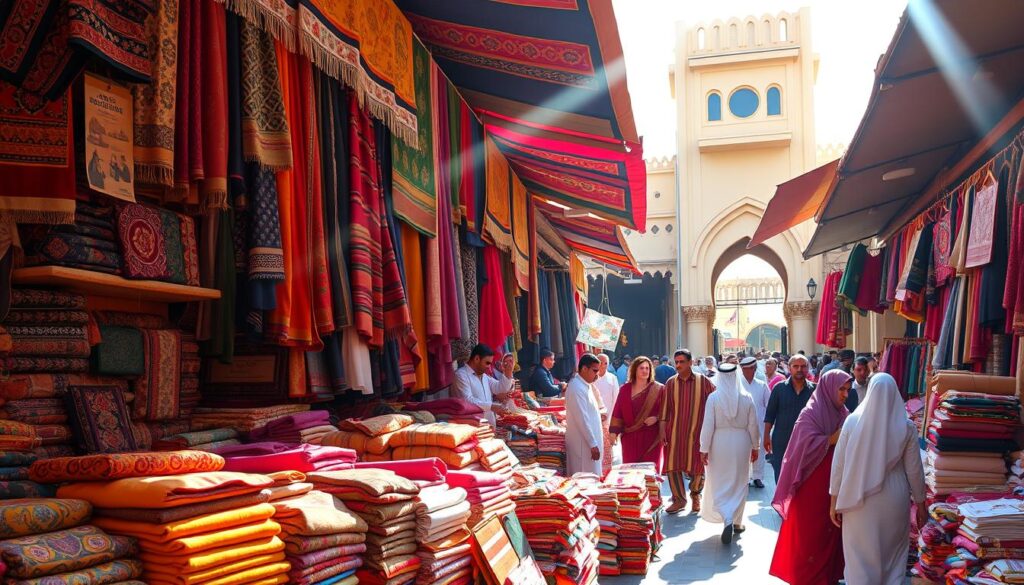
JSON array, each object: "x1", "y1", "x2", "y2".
[
  {"x1": 764, "y1": 354, "x2": 814, "y2": 483},
  {"x1": 654, "y1": 356, "x2": 675, "y2": 384},
  {"x1": 846, "y1": 355, "x2": 870, "y2": 412},
  {"x1": 529, "y1": 350, "x2": 564, "y2": 398}
]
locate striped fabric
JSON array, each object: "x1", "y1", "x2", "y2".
[
  {"x1": 388, "y1": 424, "x2": 478, "y2": 450},
  {"x1": 660, "y1": 372, "x2": 715, "y2": 475}
]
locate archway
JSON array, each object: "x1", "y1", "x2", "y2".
[{"x1": 711, "y1": 248, "x2": 786, "y2": 357}]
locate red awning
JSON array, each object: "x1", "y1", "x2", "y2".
[{"x1": 748, "y1": 159, "x2": 839, "y2": 248}]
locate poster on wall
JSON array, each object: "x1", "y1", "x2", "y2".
[
  {"x1": 83, "y1": 73, "x2": 135, "y2": 202},
  {"x1": 576, "y1": 308, "x2": 625, "y2": 351},
  {"x1": 965, "y1": 171, "x2": 998, "y2": 268}
]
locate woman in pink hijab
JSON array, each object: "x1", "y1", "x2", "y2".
[{"x1": 769, "y1": 369, "x2": 852, "y2": 585}]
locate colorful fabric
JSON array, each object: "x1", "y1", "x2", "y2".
[
  {"x1": 5, "y1": 325, "x2": 90, "y2": 357},
  {"x1": 0, "y1": 452, "x2": 37, "y2": 467},
  {"x1": 176, "y1": 214, "x2": 200, "y2": 286},
  {"x1": 0, "y1": 525, "x2": 137, "y2": 579},
  {"x1": 10, "y1": 289, "x2": 85, "y2": 310},
  {"x1": 510, "y1": 176, "x2": 530, "y2": 291},
  {"x1": 389, "y1": 424, "x2": 478, "y2": 450},
  {"x1": 0, "y1": 0, "x2": 55, "y2": 83},
  {"x1": 55, "y1": 471, "x2": 272, "y2": 509},
  {"x1": 65, "y1": 385, "x2": 138, "y2": 454},
  {"x1": 306, "y1": 469, "x2": 419, "y2": 499},
  {"x1": 21, "y1": 231, "x2": 123, "y2": 272},
  {"x1": 95, "y1": 489, "x2": 271, "y2": 525},
  {"x1": 483, "y1": 137, "x2": 512, "y2": 252},
  {"x1": 91, "y1": 502, "x2": 276, "y2": 543},
  {"x1": 391, "y1": 446, "x2": 477, "y2": 469},
  {"x1": 478, "y1": 246, "x2": 514, "y2": 350},
  {"x1": 145, "y1": 553, "x2": 287, "y2": 585},
  {"x1": 0, "y1": 481, "x2": 56, "y2": 499},
  {"x1": 240, "y1": 20, "x2": 292, "y2": 169},
  {"x1": 158, "y1": 207, "x2": 187, "y2": 284},
  {"x1": 535, "y1": 198, "x2": 636, "y2": 273},
  {"x1": 134, "y1": 329, "x2": 182, "y2": 421},
  {"x1": 392, "y1": 38, "x2": 436, "y2": 236},
  {"x1": 154, "y1": 429, "x2": 239, "y2": 451},
  {"x1": 1, "y1": 357, "x2": 88, "y2": 373},
  {"x1": 7, "y1": 558, "x2": 144, "y2": 585},
  {"x1": 29, "y1": 450, "x2": 225, "y2": 483},
  {"x1": 141, "y1": 535, "x2": 284, "y2": 572},
  {"x1": 660, "y1": 372, "x2": 714, "y2": 475},
  {"x1": 92, "y1": 326, "x2": 144, "y2": 376},
  {"x1": 132, "y1": 0, "x2": 178, "y2": 187},
  {"x1": 3, "y1": 309, "x2": 90, "y2": 325},
  {"x1": 0, "y1": 498, "x2": 91, "y2": 538},
  {"x1": 117, "y1": 203, "x2": 170, "y2": 280},
  {"x1": 339, "y1": 415, "x2": 414, "y2": 438}
]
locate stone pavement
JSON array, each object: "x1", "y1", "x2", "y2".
[{"x1": 603, "y1": 473, "x2": 786, "y2": 584}]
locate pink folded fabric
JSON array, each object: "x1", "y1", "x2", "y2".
[
  {"x1": 223, "y1": 445, "x2": 357, "y2": 473},
  {"x1": 445, "y1": 470, "x2": 504, "y2": 489},
  {"x1": 214, "y1": 442, "x2": 294, "y2": 457},
  {"x1": 352, "y1": 459, "x2": 448, "y2": 484},
  {"x1": 250, "y1": 411, "x2": 332, "y2": 441},
  {"x1": 403, "y1": 399, "x2": 482, "y2": 416}
]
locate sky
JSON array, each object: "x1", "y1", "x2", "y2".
[{"x1": 611, "y1": 0, "x2": 909, "y2": 158}]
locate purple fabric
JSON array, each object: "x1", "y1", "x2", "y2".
[
  {"x1": 403, "y1": 398, "x2": 482, "y2": 416},
  {"x1": 248, "y1": 411, "x2": 331, "y2": 440},
  {"x1": 212, "y1": 441, "x2": 294, "y2": 456},
  {"x1": 772, "y1": 369, "x2": 852, "y2": 519}
]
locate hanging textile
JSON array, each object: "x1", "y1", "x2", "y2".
[
  {"x1": 453, "y1": 98, "x2": 485, "y2": 247},
  {"x1": 240, "y1": 19, "x2": 292, "y2": 170},
  {"x1": 392, "y1": 39, "x2": 437, "y2": 236},
  {"x1": 131, "y1": 0, "x2": 179, "y2": 187},
  {"x1": 527, "y1": 199, "x2": 542, "y2": 341},
  {"x1": 426, "y1": 191, "x2": 458, "y2": 390},
  {"x1": 226, "y1": 12, "x2": 246, "y2": 203},
  {"x1": 554, "y1": 271, "x2": 580, "y2": 375},
  {"x1": 206, "y1": 209, "x2": 237, "y2": 363},
  {"x1": 243, "y1": 163, "x2": 283, "y2": 333},
  {"x1": 548, "y1": 271, "x2": 563, "y2": 356},
  {"x1": 316, "y1": 72, "x2": 353, "y2": 330},
  {"x1": 348, "y1": 91, "x2": 385, "y2": 347},
  {"x1": 837, "y1": 243, "x2": 867, "y2": 315},
  {"x1": 200, "y1": 0, "x2": 229, "y2": 209},
  {"x1": 510, "y1": 176, "x2": 530, "y2": 292},
  {"x1": 401, "y1": 224, "x2": 429, "y2": 391},
  {"x1": 853, "y1": 249, "x2": 884, "y2": 314},
  {"x1": 170, "y1": 0, "x2": 196, "y2": 204},
  {"x1": 300, "y1": 58, "x2": 334, "y2": 337},
  {"x1": 502, "y1": 252, "x2": 522, "y2": 352},
  {"x1": 478, "y1": 246, "x2": 513, "y2": 352},
  {"x1": 451, "y1": 240, "x2": 478, "y2": 362},
  {"x1": 483, "y1": 137, "x2": 512, "y2": 251}
]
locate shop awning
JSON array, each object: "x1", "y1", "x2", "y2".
[
  {"x1": 803, "y1": 0, "x2": 1024, "y2": 258},
  {"x1": 395, "y1": 0, "x2": 647, "y2": 231},
  {"x1": 749, "y1": 159, "x2": 839, "y2": 248},
  {"x1": 535, "y1": 199, "x2": 638, "y2": 274}
]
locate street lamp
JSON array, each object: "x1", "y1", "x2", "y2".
[{"x1": 806, "y1": 278, "x2": 817, "y2": 300}]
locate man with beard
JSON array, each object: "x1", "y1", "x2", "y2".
[
  {"x1": 764, "y1": 354, "x2": 814, "y2": 482},
  {"x1": 659, "y1": 349, "x2": 716, "y2": 514},
  {"x1": 739, "y1": 357, "x2": 771, "y2": 488}
]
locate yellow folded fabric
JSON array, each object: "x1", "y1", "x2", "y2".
[
  {"x1": 138, "y1": 536, "x2": 284, "y2": 572},
  {"x1": 388, "y1": 423, "x2": 478, "y2": 449},
  {"x1": 91, "y1": 503, "x2": 276, "y2": 543},
  {"x1": 137, "y1": 520, "x2": 281, "y2": 555},
  {"x1": 146, "y1": 561, "x2": 290, "y2": 585},
  {"x1": 271, "y1": 490, "x2": 367, "y2": 536},
  {"x1": 57, "y1": 472, "x2": 273, "y2": 508},
  {"x1": 144, "y1": 553, "x2": 286, "y2": 585},
  {"x1": 391, "y1": 445, "x2": 477, "y2": 468}
]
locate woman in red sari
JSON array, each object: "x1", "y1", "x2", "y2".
[
  {"x1": 609, "y1": 356, "x2": 665, "y2": 473},
  {"x1": 769, "y1": 369, "x2": 852, "y2": 585}
]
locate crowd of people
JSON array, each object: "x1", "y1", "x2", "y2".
[{"x1": 455, "y1": 343, "x2": 927, "y2": 585}]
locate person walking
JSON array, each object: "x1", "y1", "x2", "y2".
[
  {"x1": 830, "y1": 373, "x2": 927, "y2": 585},
  {"x1": 565, "y1": 353, "x2": 604, "y2": 476},
  {"x1": 609, "y1": 356, "x2": 665, "y2": 473},
  {"x1": 655, "y1": 356, "x2": 676, "y2": 384},
  {"x1": 764, "y1": 354, "x2": 814, "y2": 482},
  {"x1": 739, "y1": 357, "x2": 770, "y2": 489},
  {"x1": 698, "y1": 363, "x2": 760, "y2": 545},
  {"x1": 765, "y1": 357, "x2": 786, "y2": 389},
  {"x1": 659, "y1": 349, "x2": 716, "y2": 514},
  {"x1": 769, "y1": 369, "x2": 852, "y2": 585}
]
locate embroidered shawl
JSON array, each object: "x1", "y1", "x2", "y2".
[
  {"x1": 132, "y1": 0, "x2": 178, "y2": 187},
  {"x1": 391, "y1": 39, "x2": 436, "y2": 236},
  {"x1": 240, "y1": 19, "x2": 292, "y2": 169}
]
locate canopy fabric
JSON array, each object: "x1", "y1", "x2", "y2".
[
  {"x1": 536, "y1": 199, "x2": 637, "y2": 274},
  {"x1": 804, "y1": 0, "x2": 1024, "y2": 258},
  {"x1": 395, "y1": 0, "x2": 647, "y2": 231},
  {"x1": 749, "y1": 159, "x2": 838, "y2": 248}
]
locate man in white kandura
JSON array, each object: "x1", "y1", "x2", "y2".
[
  {"x1": 565, "y1": 353, "x2": 604, "y2": 476},
  {"x1": 699, "y1": 362, "x2": 761, "y2": 545},
  {"x1": 594, "y1": 353, "x2": 621, "y2": 474},
  {"x1": 452, "y1": 343, "x2": 513, "y2": 427},
  {"x1": 739, "y1": 356, "x2": 771, "y2": 489}
]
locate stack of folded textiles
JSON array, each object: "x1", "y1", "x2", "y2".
[
  {"x1": 536, "y1": 423, "x2": 566, "y2": 475},
  {"x1": 306, "y1": 468, "x2": 423, "y2": 585},
  {"x1": 926, "y1": 451, "x2": 1010, "y2": 496},
  {"x1": 222, "y1": 444, "x2": 357, "y2": 474},
  {"x1": 249, "y1": 410, "x2": 339, "y2": 446},
  {"x1": 410, "y1": 484, "x2": 473, "y2": 585},
  {"x1": 321, "y1": 414, "x2": 415, "y2": 462},
  {"x1": 603, "y1": 466, "x2": 657, "y2": 575},
  {"x1": 573, "y1": 473, "x2": 621, "y2": 576},
  {"x1": 0, "y1": 449, "x2": 53, "y2": 499},
  {"x1": 179, "y1": 333, "x2": 202, "y2": 416},
  {"x1": 447, "y1": 469, "x2": 515, "y2": 529},
  {"x1": 949, "y1": 498, "x2": 1024, "y2": 575},
  {"x1": 270, "y1": 488, "x2": 367, "y2": 585},
  {"x1": 29, "y1": 451, "x2": 285, "y2": 585},
  {"x1": 21, "y1": 201, "x2": 123, "y2": 274},
  {"x1": 510, "y1": 473, "x2": 600, "y2": 584},
  {"x1": 402, "y1": 399, "x2": 484, "y2": 423},
  {"x1": 0, "y1": 498, "x2": 144, "y2": 584},
  {"x1": 1010, "y1": 451, "x2": 1023, "y2": 488},
  {"x1": 614, "y1": 462, "x2": 665, "y2": 555},
  {"x1": 913, "y1": 502, "x2": 960, "y2": 581},
  {"x1": 389, "y1": 423, "x2": 481, "y2": 470},
  {"x1": 1, "y1": 288, "x2": 90, "y2": 373},
  {"x1": 153, "y1": 428, "x2": 241, "y2": 452},
  {"x1": 191, "y1": 404, "x2": 311, "y2": 433},
  {"x1": 505, "y1": 425, "x2": 538, "y2": 465},
  {"x1": 133, "y1": 419, "x2": 193, "y2": 451},
  {"x1": 472, "y1": 438, "x2": 515, "y2": 479}
]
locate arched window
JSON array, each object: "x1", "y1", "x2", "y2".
[
  {"x1": 746, "y1": 21, "x2": 756, "y2": 46},
  {"x1": 779, "y1": 19, "x2": 788, "y2": 42},
  {"x1": 767, "y1": 86, "x2": 782, "y2": 116},
  {"x1": 728, "y1": 87, "x2": 759, "y2": 118},
  {"x1": 697, "y1": 28, "x2": 705, "y2": 49},
  {"x1": 707, "y1": 92, "x2": 722, "y2": 121}
]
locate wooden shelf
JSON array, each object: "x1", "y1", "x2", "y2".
[{"x1": 12, "y1": 266, "x2": 221, "y2": 303}]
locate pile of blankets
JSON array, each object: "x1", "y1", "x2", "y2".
[
  {"x1": 536, "y1": 423, "x2": 566, "y2": 475},
  {"x1": 28, "y1": 450, "x2": 289, "y2": 585},
  {"x1": 448, "y1": 469, "x2": 515, "y2": 530},
  {"x1": 249, "y1": 410, "x2": 339, "y2": 445},
  {"x1": 0, "y1": 498, "x2": 144, "y2": 584},
  {"x1": 504, "y1": 425, "x2": 539, "y2": 465},
  {"x1": 191, "y1": 405, "x2": 312, "y2": 433},
  {"x1": 153, "y1": 428, "x2": 241, "y2": 452},
  {"x1": 472, "y1": 438, "x2": 516, "y2": 479},
  {"x1": 401, "y1": 399, "x2": 484, "y2": 426},
  {"x1": 411, "y1": 482, "x2": 473, "y2": 585},
  {"x1": 0, "y1": 449, "x2": 53, "y2": 499},
  {"x1": 321, "y1": 414, "x2": 416, "y2": 462},
  {"x1": 21, "y1": 201, "x2": 123, "y2": 274},
  {"x1": 574, "y1": 473, "x2": 621, "y2": 576},
  {"x1": 221, "y1": 444, "x2": 357, "y2": 474},
  {"x1": 604, "y1": 465, "x2": 661, "y2": 575},
  {"x1": 914, "y1": 501, "x2": 960, "y2": 581},
  {"x1": 934, "y1": 496, "x2": 1024, "y2": 583},
  {"x1": 389, "y1": 423, "x2": 481, "y2": 471},
  {"x1": 1, "y1": 288, "x2": 91, "y2": 373},
  {"x1": 179, "y1": 333, "x2": 202, "y2": 416},
  {"x1": 306, "y1": 468, "x2": 423, "y2": 585}
]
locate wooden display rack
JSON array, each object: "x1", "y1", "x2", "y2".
[{"x1": 12, "y1": 266, "x2": 221, "y2": 303}]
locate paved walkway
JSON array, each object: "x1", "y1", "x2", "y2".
[{"x1": 604, "y1": 473, "x2": 786, "y2": 584}]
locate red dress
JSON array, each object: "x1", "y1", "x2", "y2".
[{"x1": 769, "y1": 446, "x2": 844, "y2": 585}]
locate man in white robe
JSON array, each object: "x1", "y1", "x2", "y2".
[
  {"x1": 739, "y1": 356, "x2": 771, "y2": 489},
  {"x1": 699, "y1": 363, "x2": 760, "y2": 545},
  {"x1": 452, "y1": 344, "x2": 514, "y2": 427},
  {"x1": 594, "y1": 354, "x2": 621, "y2": 472},
  {"x1": 565, "y1": 353, "x2": 604, "y2": 476}
]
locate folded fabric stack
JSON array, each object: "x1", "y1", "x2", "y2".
[
  {"x1": 179, "y1": 333, "x2": 202, "y2": 416},
  {"x1": 249, "y1": 410, "x2": 339, "y2": 446},
  {"x1": 133, "y1": 418, "x2": 193, "y2": 451},
  {"x1": 447, "y1": 469, "x2": 515, "y2": 529},
  {"x1": 407, "y1": 484, "x2": 473, "y2": 584},
  {"x1": 573, "y1": 473, "x2": 621, "y2": 576},
  {"x1": 0, "y1": 498, "x2": 143, "y2": 585},
  {"x1": 191, "y1": 404, "x2": 311, "y2": 433},
  {"x1": 0, "y1": 450, "x2": 50, "y2": 500},
  {"x1": 21, "y1": 201, "x2": 123, "y2": 274},
  {"x1": 1, "y1": 289, "x2": 90, "y2": 373},
  {"x1": 222, "y1": 444, "x2": 357, "y2": 474},
  {"x1": 536, "y1": 424, "x2": 566, "y2": 475},
  {"x1": 351, "y1": 458, "x2": 449, "y2": 489},
  {"x1": 986, "y1": 559, "x2": 1024, "y2": 583},
  {"x1": 950, "y1": 498, "x2": 1024, "y2": 574},
  {"x1": 115, "y1": 202, "x2": 197, "y2": 285},
  {"x1": 505, "y1": 425, "x2": 538, "y2": 465},
  {"x1": 321, "y1": 414, "x2": 415, "y2": 461},
  {"x1": 306, "y1": 469, "x2": 422, "y2": 585},
  {"x1": 913, "y1": 502, "x2": 960, "y2": 581},
  {"x1": 270, "y1": 489, "x2": 367, "y2": 585},
  {"x1": 1010, "y1": 451, "x2": 1023, "y2": 488},
  {"x1": 474, "y1": 424, "x2": 496, "y2": 442},
  {"x1": 33, "y1": 452, "x2": 286, "y2": 585},
  {"x1": 473, "y1": 438, "x2": 515, "y2": 479},
  {"x1": 153, "y1": 428, "x2": 241, "y2": 452},
  {"x1": 603, "y1": 466, "x2": 658, "y2": 575},
  {"x1": 926, "y1": 451, "x2": 1010, "y2": 496},
  {"x1": 402, "y1": 399, "x2": 483, "y2": 422},
  {"x1": 511, "y1": 474, "x2": 600, "y2": 584},
  {"x1": 613, "y1": 462, "x2": 665, "y2": 557},
  {"x1": 389, "y1": 423, "x2": 481, "y2": 470}
]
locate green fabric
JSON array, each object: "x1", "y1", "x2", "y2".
[
  {"x1": 391, "y1": 39, "x2": 437, "y2": 237},
  {"x1": 203, "y1": 209, "x2": 236, "y2": 363},
  {"x1": 0, "y1": 452, "x2": 37, "y2": 467},
  {"x1": 447, "y1": 82, "x2": 461, "y2": 211},
  {"x1": 502, "y1": 513, "x2": 531, "y2": 560},
  {"x1": 158, "y1": 208, "x2": 187, "y2": 285},
  {"x1": 837, "y1": 243, "x2": 867, "y2": 316},
  {"x1": 92, "y1": 326, "x2": 145, "y2": 376}
]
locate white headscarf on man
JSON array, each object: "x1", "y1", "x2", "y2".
[{"x1": 712, "y1": 365, "x2": 744, "y2": 419}]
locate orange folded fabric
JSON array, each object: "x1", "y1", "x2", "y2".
[
  {"x1": 267, "y1": 470, "x2": 306, "y2": 484},
  {"x1": 143, "y1": 552, "x2": 285, "y2": 584},
  {"x1": 56, "y1": 472, "x2": 273, "y2": 508},
  {"x1": 145, "y1": 561, "x2": 290, "y2": 585},
  {"x1": 388, "y1": 423, "x2": 477, "y2": 449},
  {"x1": 391, "y1": 446, "x2": 477, "y2": 469},
  {"x1": 139, "y1": 536, "x2": 284, "y2": 572},
  {"x1": 30, "y1": 451, "x2": 225, "y2": 482},
  {"x1": 338, "y1": 414, "x2": 414, "y2": 437},
  {"x1": 320, "y1": 430, "x2": 396, "y2": 454},
  {"x1": 474, "y1": 438, "x2": 505, "y2": 457},
  {"x1": 136, "y1": 520, "x2": 281, "y2": 555},
  {"x1": 91, "y1": 503, "x2": 276, "y2": 542}
]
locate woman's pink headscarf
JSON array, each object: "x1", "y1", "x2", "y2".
[{"x1": 771, "y1": 369, "x2": 852, "y2": 518}]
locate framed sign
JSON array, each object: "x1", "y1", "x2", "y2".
[{"x1": 83, "y1": 73, "x2": 135, "y2": 201}]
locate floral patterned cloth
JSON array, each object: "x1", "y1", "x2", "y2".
[
  {"x1": 0, "y1": 525, "x2": 138, "y2": 579},
  {"x1": 65, "y1": 386, "x2": 138, "y2": 455}
]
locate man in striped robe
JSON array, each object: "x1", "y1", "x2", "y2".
[{"x1": 659, "y1": 348, "x2": 716, "y2": 514}]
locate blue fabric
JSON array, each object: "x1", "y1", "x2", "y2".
[
  {"x1": 530, "y1": 366, "x2": 561, "y2": 397},
  {"x1": 615, "y1": 364, "x2": 628, "y2": 385},
  {"x1": 654, "y1": 364, "x2": 675, "y2": 385}
]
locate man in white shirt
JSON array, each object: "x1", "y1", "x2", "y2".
[
  {"x1": 594, "y1": 353, "x2": 621, "y2": 473},
  {"x1": 565, "y1": 353, "x2": 604, "y2": 476},
  {"x1": 739, "y1": 356, "x2": 771, "y2": 489},
  {"x1": 452, "y1": 344, "x2": 514, "y2": 427}
]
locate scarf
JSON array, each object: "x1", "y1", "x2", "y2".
[
  {"x1": 348, "y1": 91, "x2": 385, "y2": 347},
  {"x1": 131, "y1": 0, "x2": 178, "y2": 187},
  {"x1": 317, "y1": 72, "x2": 353, "y2": 330},
  {"x1": 483, "y1": 137, "x2": 512, "y2": 251},
  {"x1": 392, "y1": 39, "x2": 437, "y2": 236},
  {"x1": 199, "y1": 0, "x2": 228, "y2": 210},
  {"x1": 240, "y1": 20, "x2": 292, "y2": 170},
  {"x1": 622, "y1": 382, "x2": 663, "y2": 434},
  {"x1": 772, "y1": 369, "x2": 851, "y2": 519},
  {"x1": 171, "y1": 0, "x2": 197, "y2": 204},
  {"x1": 401, "y1": 225, "x2": 429, "y2": 391}
]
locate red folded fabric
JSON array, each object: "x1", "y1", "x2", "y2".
[
  {"x1": 445, "y1": 470, "x2": 504, "y2": 489},
  {"x1": 352, "y1": 459, "x2": 447, "y2": 483},
  {"x1": 250, "y1": 411, "x2": 332, "y2": 440},
  {"x1": 223, "y1": 444, "x2": 357, "y2": 473},
  {"x1": 403, "y1": 399, "x2": 481, "y2": 416}
]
